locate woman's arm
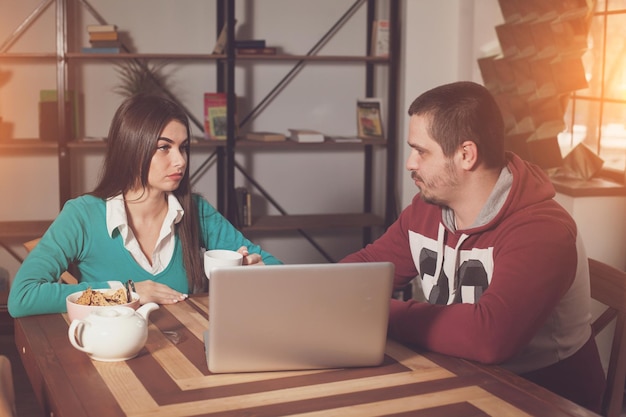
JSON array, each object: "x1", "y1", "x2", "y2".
[{"x1": 195, "y1": 195, "x2": 282, "y2": 265}]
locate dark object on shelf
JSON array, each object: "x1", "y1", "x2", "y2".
[
  {"x1": 244, "y1": 131, "x2": 286, "y2": 142},
  {"x1": 236, "y1": 47, "x2": 277, "y2": 55},
  {"x1": 235, "y1": 187, "x2": 252, "y2": 227},
  {"x1": 235, "y1": 39, "x2": 266, "y2": 49},
  {"x1": 38, "y1": 101, "x2": 75, "y2": 142}
]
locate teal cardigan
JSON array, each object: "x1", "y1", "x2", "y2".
[{"x1": 8, "y1": 194, "x2": 281, "y2": 317}]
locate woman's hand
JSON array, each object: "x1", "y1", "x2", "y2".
[
  {"x1": 134, "y1": 280, "x2": 188, "y2": 305},
  {"x1": 237, "y1": 246, "x2": 265, "y2": 266}
]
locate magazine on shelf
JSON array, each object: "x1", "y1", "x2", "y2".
[
  {"x1": 356, "y1": 98, "x2": 384, "y2": 139},
  {"x1": 203, "y1": 93, "x2": 228, "y2": 140},
  {"x1": 371, "y1": 20, "x2": 389, "y2": 57}
]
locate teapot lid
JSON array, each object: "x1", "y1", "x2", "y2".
[{"x1": 88, "y1": 306, "x2": 135, "y2": 319}]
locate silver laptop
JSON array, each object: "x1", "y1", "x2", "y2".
[{"x1": 205, "y1": 262, "x2": 394, "y2": 373}]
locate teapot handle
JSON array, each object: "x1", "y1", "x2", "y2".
[{"x1": 68, "y1": 320, "x2": 92, "y2": 354}]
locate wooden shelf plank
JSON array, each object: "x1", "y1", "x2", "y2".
[
  {"x1": 66, "y1": 52, "x2": 225, "y2": 60},
  {"x1": 63, "y1": 53, "x2": 387, "y2": 63},
  {"x1": 0, "y1": 139, "x2": 58, "y2": 154},
  {"x1": 235, "y1": 138, "x2": 386, "y2": 150},
  {"x1": 242, "y1": 213, "x2": 384, "y2": 232},
  {"x1": 234, "y1": 54, "x2": 389, "y2": 63},
  {"x1": 0, "y1": 220, "x2": 52, "y2": 241},
  {"x1": 0, "y1": 53, "x2": 57, "y2": 60}
]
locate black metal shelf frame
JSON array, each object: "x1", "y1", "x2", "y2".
[
  {"x1": 215, "y1": 0, "x2": 400, "y2": 262},
  {"x1": 1, "y1": 0, "x2": 400, "y2": 262}
]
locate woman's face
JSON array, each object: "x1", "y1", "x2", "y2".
[{"x1": 147, "y1": 120, "x2": 189, "y2": 193}]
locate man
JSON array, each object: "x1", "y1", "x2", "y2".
[{"x1": 341, "y1": 81, "x2": 605, "y2": 412}]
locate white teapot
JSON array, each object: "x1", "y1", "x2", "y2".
[{"x1": 68, "y1": 303, "x2": 159, "y2": 362}]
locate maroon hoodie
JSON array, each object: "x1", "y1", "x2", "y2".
[{"x1": 341, "y1": 153, "x2": 604, "y2": 409}]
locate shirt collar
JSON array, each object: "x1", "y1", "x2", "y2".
[{"x1": 106, "y1": 192, "x2": 185, "y2": 238}]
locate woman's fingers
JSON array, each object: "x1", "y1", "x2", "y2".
[{"x1": 134, "y1": 280, "x2": 188, "y2": 305}]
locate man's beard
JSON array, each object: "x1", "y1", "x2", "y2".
[{"x1": 410, "y1": 160, "x2": 458, "y2": 207}]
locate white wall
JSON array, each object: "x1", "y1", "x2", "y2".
[
  {"x1": 399, "y1": 0, "x2": 503, "y2": 210},
  {"x1": 555, "y1": 194, "x2": 626, "y2": 270}
]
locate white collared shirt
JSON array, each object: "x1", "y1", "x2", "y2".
[{"x1": 106, "y1": 193, "x2": 184, "y2": 275}]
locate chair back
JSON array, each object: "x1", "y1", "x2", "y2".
[{"x1": 589, "y1": 258, "x2": 626, "y2": 417}]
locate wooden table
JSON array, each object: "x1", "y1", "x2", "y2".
[{"x1": 15, "y1": 295, "x2": 600, "y2": 417}]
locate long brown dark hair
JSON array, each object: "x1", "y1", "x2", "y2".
[{"x1": 91, "y1": 93, "x2": 204, "y2": 292}]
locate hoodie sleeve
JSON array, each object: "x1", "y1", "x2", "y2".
[{"x1": 340, "y1": 202, "x2": 422, "y2": 290}]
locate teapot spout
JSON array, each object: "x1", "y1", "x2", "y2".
[{"x1": 136, "y1": 302, "x2": 160, "y2": 320}]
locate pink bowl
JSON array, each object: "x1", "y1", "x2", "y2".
[{"x1": 66, "y1": 290, "x2": 140, "y2": 322}]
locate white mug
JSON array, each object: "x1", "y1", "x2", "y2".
[{"x1": 204, "y1": 249, "x2": 243, "y2": 279}]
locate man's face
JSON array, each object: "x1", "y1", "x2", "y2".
[{"x1": 405, "y1": 114, "x2": 460, "y2": 206}]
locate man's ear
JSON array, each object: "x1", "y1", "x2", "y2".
[{"x1": 459, "y1": 140, "x2": 478, "y2": 170}]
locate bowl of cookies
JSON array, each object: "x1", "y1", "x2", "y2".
[{"x1": 66, "y1": 287, "x2": 140, "y2": 322}]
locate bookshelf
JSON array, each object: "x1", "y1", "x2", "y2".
[
  {"x1": 0, "y1": 0, "x2": 400, "y2": 263},
  {"x1": 218, "y1": 0, "x2": 400, "y2": 260}
]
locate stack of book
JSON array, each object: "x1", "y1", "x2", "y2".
[
  {"x1": 82, "y1": 24, "x2": 121, "y2": 54},
  {"x1": 235, "y1": 39, "x2": 277, "y2": 56}
]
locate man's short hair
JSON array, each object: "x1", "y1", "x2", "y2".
[{"x1": 408, "y1": 81, "x2": 506, "y2": 169}]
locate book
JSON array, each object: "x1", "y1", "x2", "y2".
[
  {"x1": 356, "y1": 98, "x2": 384, "y2": 139},
  {"x1": 212, "y1": 23, "x2": 229, "y2": 54},
  {"x1": 236, "y1": 47, "x2": 278, "y2": 55},
  {"x1": 89, "y1": 40, "x2": 121, "y2": 48},
  {"x1": 204, "y1": 93, "x2": 228, "y2": 140},
  {"x1": 235, "y1": 39, "x2": 266, "y2": 49},
  {"x1": 81, "y1": 47, "x2": 120, "y2": 54},
  {"x1": 235, "y1": 187, "x2": 252, "y2": 227},
  {"x1": 88, "y1": 31, "x2": 119, "y2": 42},
  {"x1": 326, "y1": 135, "x2": 362, "y2": 143},
  {"x1": 371, "y1": 20, "x2": 389, "y2": 57},
  {"x1": 87, "y1": 24, "x2": 117, "y2": 33},
  {"x1": 288, "y1": 129, "x2": 325, "y2": 143},
  {"x1": 244, "y1": 131, "x2": 287, "y2": 142}
]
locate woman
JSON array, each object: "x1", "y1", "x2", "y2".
[{"x1": 8, "y1": 94, "x2": 281, "y2": 318}]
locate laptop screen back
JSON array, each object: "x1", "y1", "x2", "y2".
[{"x1": 206, "y1": 262, "x2": 394, "y2": 373}]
